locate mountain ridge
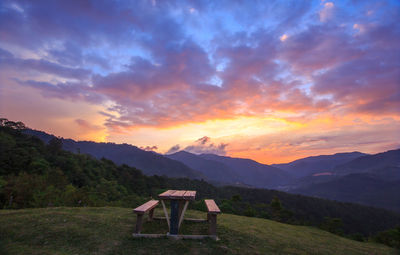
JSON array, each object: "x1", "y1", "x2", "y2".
[
  {"x1": 272, "y1": 151, "x2": 368, "y2": 178},
  {"x1": 198, "y1": 153, "x2": 292, "y2": 188},
  {"x1": 23, "y1": 129, "x2": 205, "y2": 179},
  {"x1": 287, "y1": 149, "x2": 400, "y2": 212}
]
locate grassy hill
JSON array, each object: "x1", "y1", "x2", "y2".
[{"x1": 0, "y1": 207, "x2": 396, "y2": 255}]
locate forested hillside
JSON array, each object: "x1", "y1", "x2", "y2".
[
  {"x1": 272, "y1": 152, "x2": 367, "y2": 178},
  {"x1": 292, "y1": 173, "x2": 400, "y2": 212},
  {"x1": 166, "y1": 150, "x2": 291, "y2": 188},
  {"x1": 23, "y1": 129, "x2": 204, "y2": 179},
  {"x1": 285, "y1": 149, "x2": 400, "y2": 212},
  {"x1": 1, "y1": 120, "x2": 399, "y2": 244}
]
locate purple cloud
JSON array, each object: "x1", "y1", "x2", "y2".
[
  {"x1": 0, "y1": 48, "x2": 90, "y2": 80},
  {"x1": 184, "y1": 136, "x2": 228, "y2": 155},
  {"x1": 166, "y1": 144, "x2": 181, "y2": 154},
  {"x1": 0, "y1": 0, "x2": 399, "y2": 131}
]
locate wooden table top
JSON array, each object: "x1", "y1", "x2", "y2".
[{"x1": 158, "y1": 190, "x2": 196, "y2": 200}]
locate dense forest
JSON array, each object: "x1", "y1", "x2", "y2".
[{"x1": 1, "y1": 118, "x2": 399, "y2": 248}]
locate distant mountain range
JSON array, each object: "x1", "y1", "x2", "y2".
[
  {"x1": 23, "y1": 129, "x2": 205, "y2": 179},
  {"x1": 286, "y1": 149, "x2": 400, "y2": 212},
  {"x1": 333, "y1": 149, "x2": 400, "y2": 180},
  {"x1": 165, "y1": 151, "x2": 240, "y2": 184},
  {"x1": 272, "y1": 152, "x2": 367, "y2": 178},
  {"x1": 24, "y1": 128, "x2": 400, "y2": 212},
  {"x1": 291, "y1": 173, "x2": 400, "y2": 212},
  {"x1": 24, "y1": 129, "x2": 293, "y2": 189},
  {"x1": 166, "y1": 151, "x2": 292, "y2": 188}
]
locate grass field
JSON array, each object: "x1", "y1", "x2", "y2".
[{"x1": 0, "y1": 207, "x2": 397, "y2": 255}]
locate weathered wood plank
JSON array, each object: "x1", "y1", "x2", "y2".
[
  {"x1": 205, "y1": 199, "x2": 221, "y2": 214},
  {"x1": 160, "y1": 200, "x2": 170, "y2": 229},
  {"x1": 178, "y1": 201, "x2": 189, "y2": 228},
  {"x1": 133, "y1": 200, "x2": 159, "y2": 214},
  {"x1": 158, "y1": 190, "x2": 196, "y2": 200},
  {"x1": 148, "y1": 208, "x2": 155, "y2": 221},
  {"x1": 132, "y1": 233, "x2": 166, "y2": 238},
  {"x1": 158, "y1": 190, "x2": 177, "y2": 198},
  {"x1": 169, "y1": 190, "x2": 186, "y2": 199},
  {"x1": 208, "y1": 213, "x2": 217, "y2": 236},
  {"x1": 153, "y1": 217, "x2": 207, "y2": 222},
  {"x1": 132, "y1": 233, "x2": 218, "y2": 241},
  {"x1": 167, "y1": 234, "x2": 219, "y2": 241},
  {"x1": 183, "y1": 190, "x2": 196, "y2": 200},
  {"x1": 134, "y1": 214, "x2": 144, "y2": 233}
]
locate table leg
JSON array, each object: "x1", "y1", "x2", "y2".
[
  {"x1": 170, "y1": 200, "x2": 179, "y2": 235},
  {"x1": 178, "y1": 201, "x2": 189, "y2": 228},
  {"x1": 161, "y1": 200, "x2": 170, "y2": 229},
  {"x1": 178, "y1": 201, "x2": 184, "y2": 220}
]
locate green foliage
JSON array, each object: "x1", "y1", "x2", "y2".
[
  {"x1": 321, "y1": 217, "x2": 344, "y2": 236},
  {"x1": 47, "y1": 137, "x2": 63, "y2": 154},
  {"x1": 219, "y1": 199, "x2": 234, "y2": 213},
  {"x1": 0, "y1": 118, "x2": 26, "y2": 130},
  {"x1": 348, "y1": 233, "x2": 364, "y2": 242},
  {"x1": 373, "y1": 227, "x2": 400, "y2": 249},
  {"x1": 244, "y1": 205, "x2": 256, "y2": 217},
  {"x1": 29, "y1": 158, "x2": 51, "y2": 174},
  {"x1": 231, "y1": 194, "x2": 242, "y2": 202},
  {"x1": 270, "y1": 196, "x2": 282, "y2": 211}
]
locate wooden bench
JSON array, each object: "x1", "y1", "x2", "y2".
[
  {"x1": 133, "y1": 200, "x2": 159, "y2": 234},
  {"x1": 204, "y1": 199, "x2": 221, "y2": 236}
]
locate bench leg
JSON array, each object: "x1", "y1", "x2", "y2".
[
  {"x1": 148, "y1": 208, "x2": 155, "y2": 221},
  {"x1": 135, "y1": 214, "x2": 144, "y2": 234},
  {"x1": 208, "y1": 214, "x2": 217, "y2": 236}
]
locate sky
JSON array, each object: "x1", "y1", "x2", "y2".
[{"x1": 1, "y1": 0, "x2": 399, "y2": 164}]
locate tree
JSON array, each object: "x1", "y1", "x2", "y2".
[
  {"x1": 321, "y1": 217, "x2": 344, "y2": 235},
  {"x1": 374, "y1": 227, "x2": 400, "y2": 248},
  {"x1": 0, "y1": 118, "x2": 26, "y2": 130},
  {"x1": 231, "y1": 194, "x2": 242, "y2": 202},
  {"x1": 47, "y1": 137, "x2": 63, "y2": 154},
  {"x1": 270, "y1": 196, "x2": 282, "y2": 211}
]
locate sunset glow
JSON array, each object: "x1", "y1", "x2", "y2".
[{"x1": 1, "y1": 0, "x2": 399, "y2": 164}]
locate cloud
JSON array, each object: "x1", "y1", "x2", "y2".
[
  {"x1": 319, "y1": 2, "x2": 334, "y2": 22},
  {"x1": 16, "y1": 79, "x2": 102, "y2": 103},
  {"x1": 184, "y1": 136, "x2": 228, "y2": 155},
  {"x1": 75, "y1": 119, "x2": 103, "y2": 131},
  {"x1": 166, "y1": 144, "x2": 180, "y2": 154},
  {"x1": 227, "y1": 116, "x2": 400, "y2": 164},
  {"x1": 196, "y1": 136, "x2": 210, "y2": 145},
  {"x1": 280, "y1": 34, "x2": 288, "y2": 42},
  {"x1": 0, "y1": 0, "x2": 399, "y2": 154},
  {"x1": 0, "y1": 48, "x2": 91, "y2": 80},
  {"x1": 140, "y1": 145, "x2": 158, "y2": 151}
]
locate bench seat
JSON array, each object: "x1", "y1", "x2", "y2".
[
  {"x1": 205, "y1": 199, "x2": 221, "y2": 214},
  {"x1": 133, "y1": 200, "x2": 159, "y2": 214},
  {"x1": 204, "y1": 199, "x2": 221, "y2": 236},
  {"x1": 133, "y1": 200, "x2": 159, "y2": 233}
]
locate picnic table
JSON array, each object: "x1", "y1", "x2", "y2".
[
  {"x1": 133, "y1": 189, "x2": 221, "y2": 239},
  {"x1": 158, "y1": 190, "x2": 196, "y2": 235}
]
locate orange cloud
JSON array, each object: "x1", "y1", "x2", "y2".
[
  {"x1": 280, "y1": 34, "x2": 288, "y2": 42},
  {"x1": 319, "y1": 2, "x2": 334, "y2": 22}
]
